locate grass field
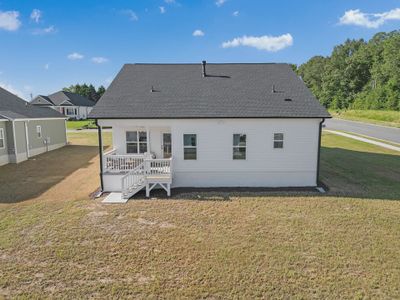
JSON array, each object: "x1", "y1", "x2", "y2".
[
  {"x1": 67, "y1": 119, "x2": 97, "y2": 130},
  {"x1": 330, "y1": 109, "x2": 400, "y2": 128},
  {"x1": 0, "y1": 132, "x2": 399, "y2": 298}
]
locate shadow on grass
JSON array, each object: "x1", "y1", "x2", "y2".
[
  {"x1": 131, "y1": 146, "x2": 400, "y2": 202},
  {"x1": 319, "y1": 146, "x2": 400, "y2": 201},
  {"x1": 0, "y1": 145, "x2": 98, "y2": 203}
]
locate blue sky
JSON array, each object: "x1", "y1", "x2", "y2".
[{"x1": 0, "y1": 0, "x2": 400, "y2": 100}]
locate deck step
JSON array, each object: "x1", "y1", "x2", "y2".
[
  {"x1": 102, "y1": 192, "x2": 129, "y2": 204},
  {"x1": 123, "y1": 183, "x2": 145, "y2": 200}
]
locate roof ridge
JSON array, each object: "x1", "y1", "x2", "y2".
[{"x1": 125, "y1": 62, "x2": 289, "y2": 66}]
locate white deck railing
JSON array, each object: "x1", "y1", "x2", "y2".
[
  {"x1": 121, "y1": 162, "x2": 146, "y2": 198},
  {"x1": 104, "y1": 149, "x2": 146, "y2": 173},
  {"x1": 104, "y1": 149, "x2": 173, "y2": 175},
  {"x1": 120, "y1": 157, "x2": 173, "y2": 199},
  {"x1": 145, "y1": 158, "x2": 172, "y2": 175}
]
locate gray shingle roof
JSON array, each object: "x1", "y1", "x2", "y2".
[
  {"x1": 31, "y1": 91, "x2": 94, "y2": 107},
  {"x1": 89, "y1": 63, "x2": 330, "y2": 119},
  {"x1": 0, "y1": 87, "x2": 65, "y2": 119}
]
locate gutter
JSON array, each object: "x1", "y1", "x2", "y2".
[
  {"x1": 95, "y1": 119, "x2": 104, "y2": 192},
  {"x1": 316, "y1": 118, "x2": 325, "y2": 186}
]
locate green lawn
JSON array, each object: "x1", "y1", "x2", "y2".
[
  {"x1": 67, "y1": 119, "x2": 97, "y2": 130},
  {"x1": 330, "y1": 109, "x2": 400, "y2": 128},
  {"x1": 0, "y1": 132, "x2": 399, "y2": 298}
]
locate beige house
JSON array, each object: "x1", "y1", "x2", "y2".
[{"x1": 0, "y1": 87, "x2": 67, "y2": 166}]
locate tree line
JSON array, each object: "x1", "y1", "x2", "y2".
[
  {"x1": 63, "y1": 84, "x2": 106, "y2": 102},
  {"x1": 296, "y1": 30, "x2": 400, "y2": 111}
]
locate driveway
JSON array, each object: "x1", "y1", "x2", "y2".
[{"x1": 324, "y1": 118, "x2": 400, "y2": 144}]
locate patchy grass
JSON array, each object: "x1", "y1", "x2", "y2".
[
  {"x1": 67, "y1": 119, "x2": 97, "y2": 130},
  {"x1": 67, "y1": 131, "x2": 112, "y2": 147},
  {"x1": 0, "y1": 132, "x2": 399, "y2": 298},
  {"x1": 330, "y1": 109, "x2": 400, "y2": 128}
]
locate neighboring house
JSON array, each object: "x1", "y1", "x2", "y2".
[
  {"x1": 31, "y1": 91, "x2": 94, "y2": 120},
  {"x1": 89, "y1": 62, "x2": 331, "y2": 200},
  {"x1": 0, "y1": 87, "x2": 67, "y2": 166}
]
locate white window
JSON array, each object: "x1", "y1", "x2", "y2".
[
  {"x1": 36, "y1": 125, "x2": 42, "y2": 139},
  {"x1": 126, "y1": 131, "x2": 147, "y2": 154},
  {"x1": 183, "y1": 134, "x2": 197, "y2": 160},
  {"x1": 0, "y1": 128, "x2": 4, "y2": 149},
  {"x1": 273, "y1": 133, "x2": 284, "y2": 148},
  {"x1": 66, "y1": 108, "x2": 75, "y2": 116},
  {"x1": 233, "y1": 134, "x2": 246, "y2": 160}
]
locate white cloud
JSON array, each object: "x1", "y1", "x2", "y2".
[
  {"x1": 0, "y1": 11, "x2": 21, "y2": 31},
  {"x1": 159, "y1": 6, "x2": 166, "y2": 14},
  {"x1": 165, "y1": 0, "x2": 175, "y2": 3},
  {"x1": 339, "y1": 8, "x2": 400, "y2": 28},
  {"x1": 32, "y1": 25, "x2": 56, "y2": 35},
  {"x1": 193, "y1": 29, "x2": 205, "y2": 37},
  {"x1": 67, "y1": 52, "x2": 84, "y2": 60},
  {"x1": 30, "y1": 9, "x2": 42, "y2": 23},
  {"x1": 222, "y1": 33, "x2": 293, "y2": 52},
  {"x1": 91, "y1": 57, "x2": 109, "y2": 64},
  {"x1": 0, "y1": 82, "x2": 24, "y2": 98},
  {"x1": 44, "y1": 63, "x2": 50, "y2": 70},
  {"x1": 216, "y1": 0, "x2": 227, "y2": 7},
  {"x1": 122, "y1": 9, "x2": 139, "y2": 21},
  {"x1": 233, "y1": 11, "x2": 239, "y2": 17}
]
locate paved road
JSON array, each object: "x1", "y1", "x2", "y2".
[{"x1": 324, "y1": 118, "x2": 400, "y2": 144}]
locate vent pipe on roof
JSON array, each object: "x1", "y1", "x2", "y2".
[
  {"x1": 202, "y1": 60, "x2": 207, "y2": 77},
  {"x1": 272, "y1": 84, "x2": 276, "y2": 93}
]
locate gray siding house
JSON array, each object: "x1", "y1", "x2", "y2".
[
  {"x1": 0, "y1": 87, "x2": 67, "y2": 166},
  {"x1": 31, "y1": 91, "x2": 94, "y2": 120}
]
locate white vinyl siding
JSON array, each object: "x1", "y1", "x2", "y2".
[{"x1": 100, "y1": 118, "x2": 321, "y2": 188}]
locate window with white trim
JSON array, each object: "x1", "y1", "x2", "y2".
[
  {"x1": 183, "y1": 134, "x2": 197, "y2": 160},
  {"x1": 126, "y1": 131, "x2": 147, "y2": 154},
  {"x1": 66, "y1": 108, "x2": 75, "y2": 116},
  {"x1": 0, "y1": 128, "x2": 4, "y2": 149},
  {"x1": 36, "y1": 125, "x2": 42, "y2": 139},
  {"x1": 233, "y1": 134, "x2": 246, "y2": 160},
  {"x1": 273, "y1": 133, "x2": 284, "y2": 148}
]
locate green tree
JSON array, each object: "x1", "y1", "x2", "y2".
[
  {"x1": 297, "y1": 30, "x2": 400, "y2": 111},
  {"x1": 63, "y1": 84, "x2": 107, "y2": 102}
]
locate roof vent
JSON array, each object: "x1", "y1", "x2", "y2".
[
  {"x1": 150, "y1": 86, "x2": 155, "y2": 93},
  {"x1": 284, "y1": 98, "x2": 292, "y2": 101},
  {"x1": 202, "y1": 60, "x2": 207, "y2": 77},
  {"x1": 272, "y1": 85, "x2": 284, "y2": 94}
]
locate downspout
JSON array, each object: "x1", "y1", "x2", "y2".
[
  {"x1": 12, "y1": 120, "x2": 18, "y2": 162},
  {"x1": 64, "y1": 118, "x2": 68, "y2": 144},
  {"x1": 24, "y1": 121, "x2": 30, "y2": 158},
  {"x1": 95, "y1": 119, "x2": 104, "y2": 192},
  {"x1": 316, "y1": 118, "x2": 325, "y2": 186}
]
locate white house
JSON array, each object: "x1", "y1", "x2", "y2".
[
  {"x1": 89, "y1": 62, "x2": 331, "y2": 201},
  {"x1": 31, "y1": 91, "x2": 94, "y2": 120}
]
